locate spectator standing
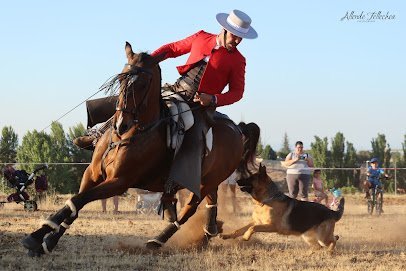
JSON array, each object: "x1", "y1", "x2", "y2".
[
  {"x1": 101, "y1": 196, "x2": 119, "y2": 214},
  {"x1": 283, "y1": 141, "x2": 314, "y2": 201}
]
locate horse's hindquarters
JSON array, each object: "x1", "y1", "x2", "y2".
[{"x1": 201, "y1": 120, "x2": 243, "y2": 188}]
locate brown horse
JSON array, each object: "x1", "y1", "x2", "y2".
[{"x1": 22, "y1": 42, "x2": 260, "y2": 256}]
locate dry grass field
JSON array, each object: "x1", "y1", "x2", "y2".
[{"x1": 1, "y1": 190, "x2": 405, "y2": 271}]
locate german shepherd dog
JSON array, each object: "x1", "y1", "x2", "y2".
[{"x1": 220, "y1": 164, "x2": 344, "y2": 251}]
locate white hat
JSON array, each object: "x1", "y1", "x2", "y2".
[{"x1": 216, "y1": 10, "x2": 258, "y2": 39}]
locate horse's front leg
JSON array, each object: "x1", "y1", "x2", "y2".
[
  {"x1": 30, "y1": 169, "x2": 102, "y2": 256},
  {"x1": 22, "y1": 167, "x2": 97, "y2": 256},
  {"x1": 22, "y1": 175, "x2": 127, "y2": 255}
]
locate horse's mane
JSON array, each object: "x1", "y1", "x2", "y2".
[{"x1": 99, "y1": 52, "x2": 152, "y2": 97}]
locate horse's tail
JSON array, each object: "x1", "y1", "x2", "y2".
[{"x1": 237, "y1": 122, "x2": 260, "y2": 177}]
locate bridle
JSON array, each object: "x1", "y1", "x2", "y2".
[
  {"x1": 101, "y1": 62, "x2": 157, "y2": 180},
  {"x1": 115, "y1": 63, "x2": 153, "y2": 126}
]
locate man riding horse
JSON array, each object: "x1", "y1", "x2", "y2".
[
  {"x1": 73, "y1": 9, "x2": 257, "y2": 221},
  {"x1": 22, "y1": 10, "x2": 260, "y2": 256}
]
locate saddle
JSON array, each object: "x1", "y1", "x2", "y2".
[{"x1": 162, "y1": 89, "x2": 214, "y2": 156}]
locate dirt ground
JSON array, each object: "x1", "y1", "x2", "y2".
[{"x1": 0, "y1": 192, "x2": 405, "y2": 271}]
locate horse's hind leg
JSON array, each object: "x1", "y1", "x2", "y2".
[
  {"x1": 146, "y1": 192, "x2": 201, "y2": 249},
  {"x1": 204, "y1": 189, "x2": 219, "y2": 238}
]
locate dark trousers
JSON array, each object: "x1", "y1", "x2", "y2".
[{"x1": 167, "y1": 105, "x2": 214, "y2": 198}]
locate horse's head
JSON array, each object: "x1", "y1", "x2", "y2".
[{"x1": 111, "y1": 42, "x2": 161, "y2": 136}]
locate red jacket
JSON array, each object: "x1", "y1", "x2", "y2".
[{"x1": 151, "y1": 30, "x2": 246, "y2": 107}]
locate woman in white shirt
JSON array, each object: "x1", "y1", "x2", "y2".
[{"x1": 284, "y1": 141, "x2": 314, "y2": 201}]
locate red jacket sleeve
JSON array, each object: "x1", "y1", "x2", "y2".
[
  {"x1": 151, "y1": 30, "x2": 205, "y2": 61},
  {"x1": 215, "y1": 57, "x2": 246, "y2": 106}
]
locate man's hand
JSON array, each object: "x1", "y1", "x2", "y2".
[{"x1": 193, "y1": 93, "x2": 215, "y2": 106}]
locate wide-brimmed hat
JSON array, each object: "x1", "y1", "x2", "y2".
[{"x1": 216, "y1": 10, "x2": 258, "y2": 39}]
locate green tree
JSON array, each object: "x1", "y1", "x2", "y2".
[
  {"x1": 256, "y1": 137, "x2": 264, "y2": 158},
  {"x1": 371, "y1": 133, "x2": 388, "y2": 164},
  {"x1": 402, "y1": 134, "x2": 406, "y2": 165},
  {"x1": 17, "y1": 130, "x2": 53, "y2": 174},
  {"x1": 331, "y1": 132, "x2": 345, "y2": 168},
  {"x1": 357, "y1": 150, "x2": 371, "y2": 165},
  {"x1": 330, "y1": 132, "x2": 345, "y2": 186},
  {"x1": 261, "y1": 144, "x2": 271, "y2": 160},
  {"x1": 278, "y1": 132, "x2": 290, "y2": 158},
  {"x1": 49, "y1": 122, "x2": 75, "y2": 193},
  {"x1": 397, "y1": 134, "x2": 406, "y2": 192},
  {"x1": 310, "y1": 136, "x2": 330, "y2": 186},
  {"x1": 310, "y1": 136, "x2": 329, "y2": 169},
  {"x1": 0, "y1": 126, "x2": 19, "y2": 163},
  {"x1": 344, "y1": 142, "x2": 359, "y2": 187},
  {"x1": 344, "y1": 142, "x2": 357, "y2": 167},
  {"x1": 67, "y1": 123, "x2": 92, "y2": 192}
]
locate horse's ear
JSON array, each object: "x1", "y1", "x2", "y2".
[{"x1": 125, "y1": 41, "x2": 134, "y2": 59}]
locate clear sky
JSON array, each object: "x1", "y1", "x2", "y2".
[{"x1": 0, "y1": 0, "x2": 405, "y2": 151}]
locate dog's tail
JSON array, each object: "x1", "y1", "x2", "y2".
[{"x1": 334, "y1": 198, "x2": 345, "y2": 221}]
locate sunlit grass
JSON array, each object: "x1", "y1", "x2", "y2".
[{"x1": 0, "y1": 191, "x2": 405, "y2": 271}]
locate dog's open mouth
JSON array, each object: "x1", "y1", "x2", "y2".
[
  {"x1": 237, "y1": 177, "x2": 254, "y2": 194},
  {"x1": 239, "y1": 185, "x2": 253, "y2": 194},
  {"x1": 237, "y1": 179, "x2": 253, "y2": 194}
]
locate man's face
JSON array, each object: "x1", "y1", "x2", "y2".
[
  {"x1": 295, "y1": 144, "x2": 304, "y2": 153},
  {"x1": 224, "y1": 30, "x2": 243, "y2": 51}
]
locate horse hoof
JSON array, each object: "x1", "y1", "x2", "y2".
[
  {"x1": 22, "y1": 235, "x2": 42, "y2": 251},
  {"x1": 200, "y1": 233, "x2": 214, "y2": 249},
  {"x1": 27, "y1": 249, "x2": 44, "y2": 257},
  {"x1": 145, "y1": 239, "x2": 162, "y2": 250}
]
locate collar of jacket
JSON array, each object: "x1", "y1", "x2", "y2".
[{"x1": 201, "y1": 34, "x2": 218, "y2": 57}]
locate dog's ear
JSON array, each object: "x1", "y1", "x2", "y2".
[{"x1": 259, "y1": 164, "x2": 267, "y2": 176}]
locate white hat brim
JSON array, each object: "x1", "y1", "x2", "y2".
[{"x1": 216, "y1": 13, "x2": 258, "y2": 39}]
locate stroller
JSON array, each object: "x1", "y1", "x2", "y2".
[
  {"x1": 134, "y1": 189, "x2": 161, "y2": 215},
  {"x1": 1, "y1": 164, "x2": 48, "y2": 211}
]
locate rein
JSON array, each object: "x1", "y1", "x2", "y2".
[{"x1": 100, "y1": 101, "x2": 201, "y2": 180}]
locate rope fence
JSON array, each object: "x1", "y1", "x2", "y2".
[{"x1": 2, "y1": 162, "x2": 406, "y2": 170}]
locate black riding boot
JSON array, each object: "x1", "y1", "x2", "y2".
[
  {"x1": 159, "y1": 194, "x2": 178, "y2": 222},
  {"x1": 73, "y1": 118, "x2": 113, "y2": 150}
]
